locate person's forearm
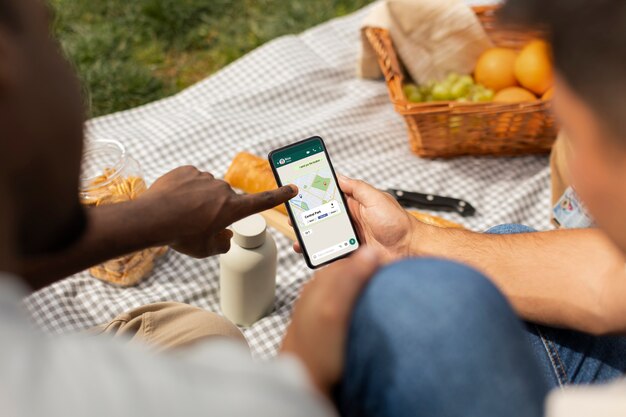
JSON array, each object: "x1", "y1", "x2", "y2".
[
  {"x1": 411, "y1": 220, "x2": 626, "y2": 335},
  {"x1": 19, "y1": 199, "x2": 170, "y2": 291}
]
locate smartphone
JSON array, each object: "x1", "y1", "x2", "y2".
[{"x1": 269, "y1": 136, "x2": 361, "y2": 269}]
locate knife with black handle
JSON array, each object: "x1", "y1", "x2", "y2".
[{"x1": 386, "y1": 189, "x2": 476, "y2": 217}]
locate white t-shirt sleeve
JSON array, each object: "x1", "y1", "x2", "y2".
[{"x1": 0, "y1": 277, "x2": 335, "y2": 417}]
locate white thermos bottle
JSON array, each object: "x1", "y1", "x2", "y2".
[{"x1": 219, "y1": 214, "x2": 277, "y2": 327}]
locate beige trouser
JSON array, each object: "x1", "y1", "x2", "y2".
[{"x1": 94, "y1": 302, "x2": 248, "y2": 352}]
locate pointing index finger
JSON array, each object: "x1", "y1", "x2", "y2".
[{"x1": 233, "y1": 184, "x2": 298, "y2": 220}]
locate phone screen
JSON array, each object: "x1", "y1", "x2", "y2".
[{"x1": 269, "y1": 137, "x2": 360, "y2": 268}]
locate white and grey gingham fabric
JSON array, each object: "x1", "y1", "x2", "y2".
[{"x1": 24, "y1": 1, "x2": 553, "y2": 359}]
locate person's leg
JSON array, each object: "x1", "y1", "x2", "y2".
[
  {"x1": 93, "y1": 302, "x2": 248, "y2": 352},
  {"x1": 336, "y1": 258, "x2": 549, "y2": 417},
  {"x1": 525, "y1": 324, "x2": 626, "y2": 387},
  {"x1": 486, "y1": 224, "x2": 626, "y2": 387}
]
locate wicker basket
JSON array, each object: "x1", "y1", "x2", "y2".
[{"x1": 365, "y1": 5, "x2": 558, "y2": 158}]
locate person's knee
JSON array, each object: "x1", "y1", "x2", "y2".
[
  {"x1": 340, "y1": 258, "x2": 545, "y2": 417},
  {"x1": 158, "y1": 305, "x2": 248, "y2": 348},
  {"x1": 126, "y1": 303, "x2": 248, "y2": 351}
]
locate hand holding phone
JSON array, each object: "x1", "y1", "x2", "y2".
[{"x1": 269, "y1": 137, "x2": 361, "y2": 268}]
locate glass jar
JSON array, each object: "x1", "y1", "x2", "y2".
[
  {"x1": 80, "y1": 140, "x2": 145, "y2": 205},
  {"x1": 79, "y1": 140, "x2": 167, "y2": 286}
]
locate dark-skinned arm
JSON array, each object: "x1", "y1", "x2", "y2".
[
  {"x1": 19, "y1": 166, "x2": 297, "y2": 291},
  {"x1": 20, "y1": 199, "x2": 169, "y2": 290}
]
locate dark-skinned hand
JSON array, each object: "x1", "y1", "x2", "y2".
[{"x1": 140, "y1": 166, "x2": 297, "y2": 258}]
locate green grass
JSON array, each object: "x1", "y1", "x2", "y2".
[{"x1": 51, "y1": 0, "x2": 375, "y2": 117}]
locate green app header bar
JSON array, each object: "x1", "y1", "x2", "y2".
[{"x1": 272, "y1": 138, "x2": 324, "y2": 167}]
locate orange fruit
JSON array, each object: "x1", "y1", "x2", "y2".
[
  {"x1": 514, "y1": 40, "x2": 554, "y2": 95},
  {"x1": 474, "y1": 48, "x2": 518, "y2": 92},
  {"x1": 542, "y1": 87, "x2": 554, "y2": 100},
  {"x1": 493, "y1": 87, "x2": 537, "y2": 103}
]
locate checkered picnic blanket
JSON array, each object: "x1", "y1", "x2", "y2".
[{"x1": 25, "y1": 0, "x2": 552, "y2": 359}]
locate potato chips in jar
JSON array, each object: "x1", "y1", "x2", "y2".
[{"x1": 80, "y1": 140, "x2": 167, "y2": 286}]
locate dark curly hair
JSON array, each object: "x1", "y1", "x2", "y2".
[{"x1": 501, "y1": 0, "x2": 626, "y2": 141}]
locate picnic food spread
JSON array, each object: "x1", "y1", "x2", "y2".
[
  {"x1": 225, "y1": 152, "x2": 463, "y2": 231},
  {"x1": 361, "y1": 1, "x2": 558, "y2": 157},
  {"x1": 403, "y1": 40, "x2": 554, "y2": 104},
  {"x1": 26, "y1": 1, "x2": 560, "y2": 363},
  {"x1": 361, "y1": 0, "x2": 554, "y2": 105},
  {"x1": 80, "y1": 140, "x2": 167, "y2": 286}
]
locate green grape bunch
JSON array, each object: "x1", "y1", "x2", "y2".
[{"x1": 403, "y1": 73, "x2": 494, "y2": 104}]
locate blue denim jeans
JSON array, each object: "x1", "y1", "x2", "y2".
[{"x1": 335, "y1": 224, "x2": 626, "y2": 417}]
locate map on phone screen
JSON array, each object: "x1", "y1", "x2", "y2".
[{"x1": 272, "y1": 138, "x2": 359, "y2": 267}]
